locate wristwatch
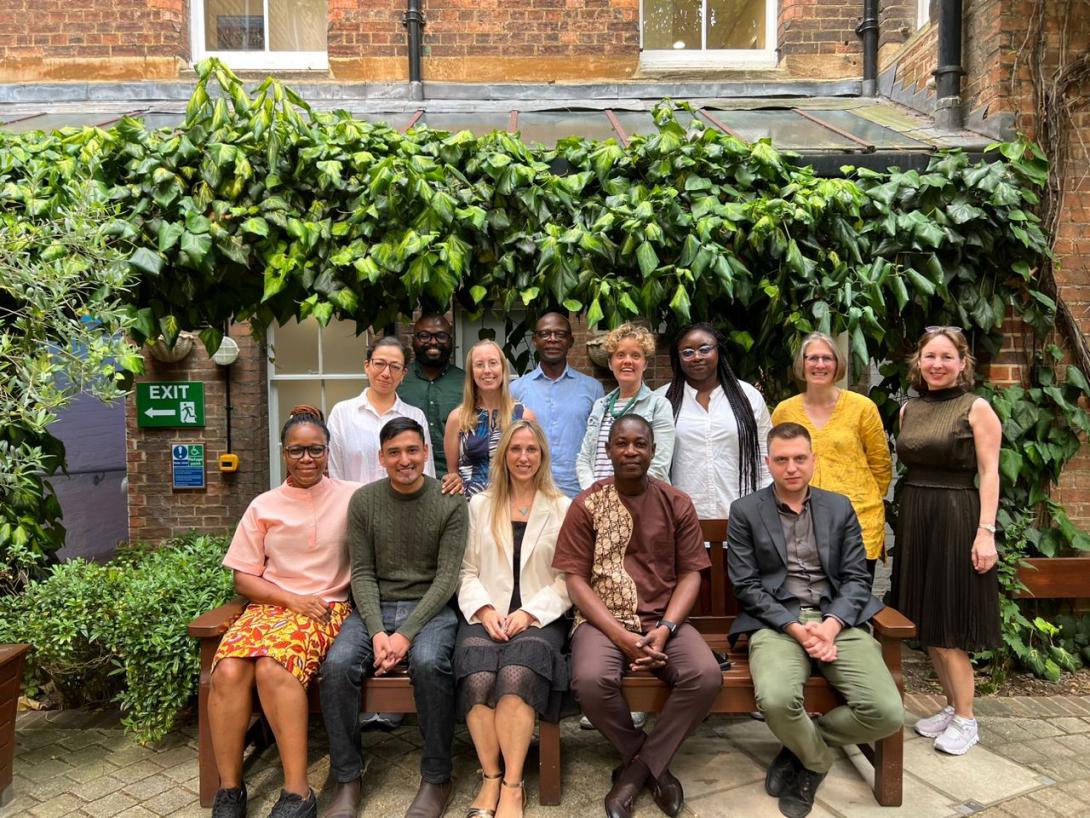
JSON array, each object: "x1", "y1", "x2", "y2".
[{"x1": 657, "y1": 619, "x2": 678, "y2": 636}]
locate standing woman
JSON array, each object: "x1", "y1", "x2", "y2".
[
  {"x1": 444, "y1": 340, "x2": 535, "y2": 498},
  {"x1": 576, "y1": 322, "x2": 674, "y2": 489},
  {"x1": 892, "y1": 327, "x2": 1001, "y2": 756},
  {"x1": 658, "y1": 322, "x2": 771, "y2": 517},
  {"x1": 771, "y1": 332, "x2": 893, "y2": 578},
  {"x1": 455, "y1": 419, "x2": 572, "y2": 818},
  {"x1": 207, "y1": 406, "x2": 361, "y2": 818}
]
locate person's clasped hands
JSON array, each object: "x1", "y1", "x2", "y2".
[{"x1": 475, "y1": 605, "x2": 538, "y2": 643}]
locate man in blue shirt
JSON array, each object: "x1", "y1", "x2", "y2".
[{"x1": 512, "y1": 312, "x2": 605, "y2": 497}]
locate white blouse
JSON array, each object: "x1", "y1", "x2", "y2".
[{"x1": 655, "y1": 381, "x2": 772, "y2": 518}]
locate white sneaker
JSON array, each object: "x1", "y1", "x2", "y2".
[
  {"x1": 934, "y1": 716, "x2": 979, "y2": 755},
  {"x1": 631, "y1": 711, "x2": 648, "y2": 729},
  {"x1": 579, "y1": 714, "x2": 595, "y2": 730},
  {"x1": 913, "y1": 706, "x2": 955, "y2": 738}
]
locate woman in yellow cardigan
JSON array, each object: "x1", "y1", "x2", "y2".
[{"x1": 772, "y1": 332, "x2": 893, "y2": 580}]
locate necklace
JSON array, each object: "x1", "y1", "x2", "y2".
[{"x1": 512, "y1": 493, "x2": 534, "y2": 516}]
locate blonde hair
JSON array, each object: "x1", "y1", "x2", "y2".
[
  {"x1": 484, "y1": 419, "x2": 562, "y2": 555},
  {"x1": 454, "y1": 339, "x2": 517, "y2": 434},
  {"x1": 792, "y1": 332, "x2": 846, "y2": 383},
  {"x1": 907, "y1": 328, "x2": 976, "y2": 391},
  {"x1": 604, "y1": 322, "x2": 656, "y2": 357}
]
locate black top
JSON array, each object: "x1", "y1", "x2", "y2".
[{"x1": 509, "y1": 520, "x2": 528, "y2": 614}]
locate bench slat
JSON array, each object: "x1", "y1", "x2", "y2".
[{"x1": 1014, "y1": 557, "x2": 1090, "y2": 600}]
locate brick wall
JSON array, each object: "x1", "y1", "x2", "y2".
[
  {"x1": 0, "y1": 0, "x2": 187, "y2": 81},
  {"x1": 125, "y1": 324, "x2": 269, "y2": 543},
  {"x1": 778, "y1": 0, "x2": 915, "y2": 79},
  {"x1": 328, "y1": 0, "x2": 640, "y2": 82}
]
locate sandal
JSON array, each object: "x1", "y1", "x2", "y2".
[
  {"x1": 465, "y1": 770, "x2": 503, "y2": 818},
  {"x1": 498, "y1": 779, "x2": 524, "y2": 818}
]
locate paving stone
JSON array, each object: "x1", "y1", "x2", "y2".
[
  {"x1": 121, "y1": 772, "x2": 175, "y2": 801},
  {"x1": 1047, "y1": 717, "x2": 1090, "y2": 734},
  {"x1": 114, "y1": 807, "x2": 158, "y2": 818},
  {"x1": 1057, "y1": 733, "x2": 1090, "y2": 755},
  {"x1": 1026, "y1": 783, "x2": 1090, "y2": 815},
  {"x1": 979, "y1": 796, "x2": 1056, "y2": 818},
  {"x1": 80, "y1": 790, "x2": 139, "y2": 818},
  {"x1": 24, "y1": 792, "x2": 82, "y2": 818},
  {"x1": 111, "y1": 759, "x2": 163, "y2": 785},
  {"x1": 980, "y1": 719, "x2": 1036, "y2": 743},
  {"x1": 1060, "y1": 777, "x2": 1090, "y2": 804},
  {"x1": 160, "y1": 757, "x2": 200, "y2": 784},
  {"x1": 64, "y1": 774, "x2": 126, "y2": 801},
  {"x1": 20, "y1": 758, "x2": 76, "y2": 784},
  {"x1": 1015, "y1": 718, "x2": 1065, "y2": 739},
  {"x1": 140, "y1": 787, "x2": 202, "y2": 816}
]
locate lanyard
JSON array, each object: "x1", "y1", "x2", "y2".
[{"x1": 604, "y1": 389, "x2": 639, "y2": 419}]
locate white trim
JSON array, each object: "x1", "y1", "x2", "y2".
[
  {"x1": 639, "y1": 0, "x2": 777, "y2": 70},
  {"x1": 190, "y1": 0, "x2": 329, "y2": 71},
  {"x1": 917, "y1": 0, "x2": 930, "y2": 29}
]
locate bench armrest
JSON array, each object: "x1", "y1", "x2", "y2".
[
  {"x1": 872, "y1": 607, "x2": 916, "y2": 640},
  {"x1": 188, "y1": 597, "x2": 248, "y2": 639}
]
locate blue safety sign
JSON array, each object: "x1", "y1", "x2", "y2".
[{"x1": 172, "y1": 443, "x2": 206, "y2": 490}]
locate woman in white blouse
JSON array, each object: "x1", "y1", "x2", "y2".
[
  {"x1": 656, "y1": 323, "x2": 771, "y2": 518},
  {"x1": 455, "y1": 419, "x2": 572, "y2": 818}
]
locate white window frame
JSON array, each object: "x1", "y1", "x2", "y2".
[
  {"x1": 266, "y1": 321, "x2": 370, "y2": 487},
  {"x1": 917, "y1": 0, "x2": 931, "y2": 29},
  {"x1": 639, "y1": 0, "x2": 778, "y2": 70},
  {"x1": 190, "y1": 0, "x2": 329, "y2": 71}
]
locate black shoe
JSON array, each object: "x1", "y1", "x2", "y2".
[
  {"x1": 778, "y1": 768, "x2": 826, "y2": 818},
  {"x1": 269, "y1": 789, "x2": 318, "y2": 818},
  {"x1": 649, "y1": 768, "x2": 684, "y2": 818},
  {"x1": 765, "y1": 746, "x2": 800, "y2": 798},
  {"x1": 212, "y1": 785, "x2": 247, "y2": 818}
]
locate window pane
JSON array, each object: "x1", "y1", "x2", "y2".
[
  {"x1": 643, "y1": 0, "x2": 702, "y2": 50},
  {"x1": 708, "y1": 110, "x2": 860, "y2": 150},
  {"x1": 324, "y1": 379, "x2": 367, "y2": 411},
  {"x1": 517, "y1": 111, "x2": 620, "y2": 147},
  {"x1": 418, "y1": 113, "x2": 513, "y2": 137},
  {"x1": 321, "y1": 321, "x2": 370, "y2": 375},
  {"x1": 271, "y1": 319, "x2": 319, "y2": 374},
  {"x1": 707, "y1": 0, "x2": 766, "y2": 49},
  {"x1": 274, "y1": 380, "x2": 323, "y2": 437},
  {"x1": 268, "y1": 0, "x2": 327, "y2": 51},
  {"x1": 204, "y1": 0, "x2": 265, "y2": 51}
]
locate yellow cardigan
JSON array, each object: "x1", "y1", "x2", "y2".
[{"x1": 771, "y1": 391, "x2": 893, "y2": 560}]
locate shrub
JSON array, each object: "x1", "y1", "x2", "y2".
[{"x1": 0, "y1": 532, "x2": 234, "y2": 742}]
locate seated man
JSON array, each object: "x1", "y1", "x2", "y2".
[
  {"x1": 553, "y1": 414, "x2": 721, "y2": 818},
  {"x1": 320, "y1": 417, "x2": 468, "y2": 818},
  {"x1": 727, "y1": 422, "x2": 903, "y2": 818}
]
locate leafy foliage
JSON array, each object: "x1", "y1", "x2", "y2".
[{"x1": 0, "y1": 533, "x2": 235, "y2": 743}]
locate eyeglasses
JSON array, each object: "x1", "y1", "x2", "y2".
[
  {"x1": 414, "y1": 331, "x2": 451, "y2": 343},
  {"x1": 679, "y1": 344, "x2": 716, "y2": 360},
  {"x1": 368, "y1": 359, "x2": 405, "y2": 374},
  {"x1": 925, "y1": 325, "x2": 964, "y2": 335},
  {"x1": 533, "y1": 329, "x2": 571, "y2": 341},
  {"x1": 804, "y1": 354, "x2": 836, "y2": 364},
  {"x1": 284, "y1": 444, "x2": 328, "y2": 460}
]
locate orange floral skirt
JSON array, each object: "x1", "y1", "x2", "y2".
[{"x1": 212, "y1": 601, "x2": 351, "y2": 686}]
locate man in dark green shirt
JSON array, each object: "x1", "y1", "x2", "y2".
[
  {"x1": 320, "y1": 417, "x2": 468, "y2": 818},
  {"x1": 397, "y1": 314, "x2": 466, "y2": 477}
]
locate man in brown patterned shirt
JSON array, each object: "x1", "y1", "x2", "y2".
[{"x1": 553, "y1": 414, "x2": 721, "y2": 818}]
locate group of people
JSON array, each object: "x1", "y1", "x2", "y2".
[{"x1": 205, "y1": 314, "x2": 1002, "y2": 818}]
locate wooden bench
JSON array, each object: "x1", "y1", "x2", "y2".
[
  {"x1": 0, "y1": 644, "x2": 29, "y2": 808},
  {"x1": 189, "y1": 519, "x2": 916, "y2": 808},
  {"x1": 1014, "y1": 557, "x2": 1090, "y2": 601}
]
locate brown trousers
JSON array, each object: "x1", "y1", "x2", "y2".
[{"x1": 571, "y1": 623, "x2": 721, "y2": 780}]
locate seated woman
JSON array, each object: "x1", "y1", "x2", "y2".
[
  {"x1": 455, "y1": 419, "x2": 572, "y2": 818},
  {"x1": 444, "y1": 339, "x2": 535, "y2": 498},
  {"x1": 207, "y1": 406, "x2": 361, "y2": 818}
]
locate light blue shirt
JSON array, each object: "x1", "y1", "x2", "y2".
[{"x1": 511, "y1": 364, "x2": 605, "y2": 497}]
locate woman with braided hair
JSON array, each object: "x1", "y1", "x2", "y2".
[{"x1": 656, "y1": 323, "x2": 771, "y2": 518}]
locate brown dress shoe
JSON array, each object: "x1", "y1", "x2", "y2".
[
  {"x1": 650, "y1": 768, "x2": 684, "y2": 818},
  {"x1": 405, "y1": 779, "x2": 454, "y2": 818},
  {"x1": 322, "y1": 778, "x2": 361, "y2": 818},
  {"x1": 605, "y1": 759, "x2": 648, "y2": 818}
]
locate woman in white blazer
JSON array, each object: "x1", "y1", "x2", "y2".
[{"x1": 455, "y1": 419, "x2": 572, "y2": 818}]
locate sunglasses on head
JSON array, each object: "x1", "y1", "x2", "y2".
[{"x1": 925, "y1": 325, "x2": 965, "y2": 335}]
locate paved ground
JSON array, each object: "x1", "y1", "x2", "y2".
[{"x1": 3, "y1": 692, "x2": 1090, "y2": 818}]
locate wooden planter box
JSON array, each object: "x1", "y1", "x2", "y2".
[{"x1": 0, "y1": 644, "x2": 28, "y2": 808}]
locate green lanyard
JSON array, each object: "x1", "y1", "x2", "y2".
[{"x1": 604, "y1": 389, "x2": 639, "y2": 419}]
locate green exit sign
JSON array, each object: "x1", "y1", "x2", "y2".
[{"x1": 136, "y1": 382, "x2": 206, "y2": 428}]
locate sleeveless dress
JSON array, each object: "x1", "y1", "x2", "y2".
[
  {"x1": 891, "y1": 387, "x2": 1001, "y2": 651},
  {"x1": 458, "y1": 403, "x2": 526, "y2": 497}
]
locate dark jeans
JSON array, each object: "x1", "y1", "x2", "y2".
[{"x1": 320, "y1": 601, "x2": 458, "y2": 784}]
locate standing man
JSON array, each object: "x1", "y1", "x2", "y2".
[
  {"x1": 328, "y1": 337, "x2": 435, "y2": 484},
  {"x1": 727, "y1": 422, "x2": 902, "y2": 818},
  {"x1": 512, "y1": 312, "x2": 604, "y2": 497},
  {"x1": 320, "y1": 418, "x2": 468, "y2": 818},
  {"x1": 553, "y1": 415, "x2": 721, "y2": 818},
  {"x1": 399, "y1": 314, "x2": 466, "y2": 477}
]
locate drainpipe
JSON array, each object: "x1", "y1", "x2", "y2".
[
  {"x1": 856, "y1": 0, "x2": 880, "y2": 97},
  {"x1": 933, "y1": 0, "x2": 964, "y2": 129},
  {"x1": 404, "y1": 0, "x2": 425, "y2": 101}
]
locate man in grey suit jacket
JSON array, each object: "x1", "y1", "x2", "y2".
[{"x1": 727, "y1": 422, "x2": 902, "y2": 818}]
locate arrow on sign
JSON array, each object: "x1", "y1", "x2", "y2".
[{"x1": 145, "y1": 408, "x2": 177, "y2": 418}]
